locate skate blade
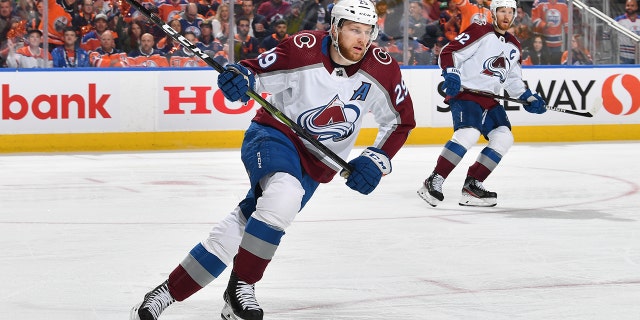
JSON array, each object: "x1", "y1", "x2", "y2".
[
  {"x1": 221, "y1": 303, "x2": 241, "y2": 320},
  {"x1": 459, "y1": 192, "x2": 497, "y2": 207},
  {"x1": 417, "y1": 186, "x2": 441, "y2": 207},
  {"x1": 129, "y1": 303, "x2": 142, "y2": 320}
]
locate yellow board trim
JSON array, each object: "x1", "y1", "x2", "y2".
[{"x1": 1, "y1": 124, "x2": 639, "y2": 153}]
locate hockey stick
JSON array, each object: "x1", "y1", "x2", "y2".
[
  {"x1": 463, "y1": 88, "x2": 599, "y2": 117},
  {"x1": 125, "y1": 0, "x2": 353, "y2": 176}
]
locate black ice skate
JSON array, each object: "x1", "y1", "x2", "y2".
[
  {"x1": 459, "y1": 177, "x2": 497, "y2": 207},
  {"x1": 221, "y1": 272, "x2": 264, "y2": 320},
  {"x1": 417, "y1": 172, "x2": 445, "y2": 207},
  {"x1": 130, "y1": 280, "x2": 176, "y2": 320}
]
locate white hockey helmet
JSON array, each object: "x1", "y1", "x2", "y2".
[
  {"x1": 490, "y1": 0, "x2": 518, "y2": 23},
  {"x1": 330, "y1": 0, "x2": 379, "y2": 64}
]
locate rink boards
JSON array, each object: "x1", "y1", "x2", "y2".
[{"x1": 1, "y1": 66, "x2": 639, "y2": 153}]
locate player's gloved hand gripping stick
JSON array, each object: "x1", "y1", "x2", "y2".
[{"x1": 125, "y1": 0, "x2": 354, "y2": 176}]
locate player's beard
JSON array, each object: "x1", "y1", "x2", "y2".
[
  {"x1": 496, "y1": 19, "x2": 512, "y2": 32},
  {"x1": 338, "y1": 41, "x2": 366, "y2": 62}
]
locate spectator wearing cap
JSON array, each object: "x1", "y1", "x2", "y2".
[
  {"x1": 6, "y1": 28, "x2": 53, "y2": 68},
  {"x1": 52, "y1": 26, "x2": 90, "y2": 67},
  {"x1": 259, "y1": 18, "x2": 287, "y2": 52},
  {"x1": 180, "y1": 2, "x2": 204, "y2": 38},
  {"x1": 81, "y1": 13, "x2": 116, "y2": 51},
  {"x1": 198, "y1": 20, "x2": 215, "y2": 46},
  {"x1": 127, "y1": 32, "x2": 169, "y2": 67},
  {"x1": 89, "y1": 30, "x2": 128, "y2": 67},
  {"x1": 239, "y1": 0, "x2": 270, "y2": 43}
]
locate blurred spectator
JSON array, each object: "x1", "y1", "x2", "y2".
[
  {"x1": 407, "y1": 0, "x2": 430, "y2": 40},
  {"x1": 513, "y1": 4, "x2": 532, "y2": 28},
  {"x1": 81, "y1": 13, "x2": 114, "y2": 51},
  {"x1": 561, "y1": 34, "x2": 592, "y2": 65},
  {"x1": 52, "y1": 26, "x2": 90, "y2": 67},
  {"x1": 158, "y1": 0, "x2": 188, "y2": 22},
  {"x1": 453, "y1": 0, "x2": 491, "y2": 32},
  {"x1": 521, "y1": 34, "x2": 553, "y2": 65},
  {"x1": 73, "y1": 0, "x2": 96, "y2": 37},
  {"x1": 513, "y1": 23, "x2": 533, "y2": 49},
  {"x1": 168, "y1": 30, "x2": 208, "y2": 66},
  {"x1": 375, "y1": 0, "x2": 388, "y2": 37},
  {"x1": 285, "y1": 1, "x2": 304, "y2": 34},
  {"x1": 198, "y1": 19, "x2": 215, "y2": 45},
  {"x1": 196, "y1": 0, "x2": 218, "y2": 19},
  {"x1": 298, "y1": 0, "x2": 326, "y2": 31},
  {"x1": 259, "y1": 18, "x2": 287, "y2": 52},
  {"x1": 56, "y1": 0, "x2": 78, "y2": 16},
  {"x1": 239, "y1": 0, "x2": 270, "y2": 42},
  {"x1": 42, "y1": 0, "x2": 73, "y2": 50},
  {"x1": 233, "y1": 15, "x2": 259, "y2": 61},
  {"x1": 89, "y1": 29, "x2": 128, "y2": 67},
  {"x1": 1, "y1": 0, "x2": 22, "y2": 45},
  {"x1": 157, "y1": 18, "x2": 181, "y2": 54},
  {"x1": 127, "y1": 32, "x2": 169, "y2": 67},
  {"x1": 120, "y1": 20, "x2": 146, "y2": 54},
  {"x1": 6, "y1": 28, "x2": 53, "y2": 67},
  {"x1": 438, "y1": 0, "x2": 459, "y2": 42},
  {"x1": 614, "y1": 0, "x2": 640, "y2": 64},
  {"x1": 421, "y1": 0, "x2": 441, "y2": 22},
  {"x1": 383, "y1": 0, "x2": 403, "y2": 41},
  {"x1": 212, "y1": 3, "x2": 231, "y2": 41},
  {"x1": 531, "y1": 0, "x2": 568, "y2": 64},
  {"x1": 180, "y1": 2, "x2": 204, "y2": 38},
  {"x1": 257, "y1": 0, "x2": 291, "y2": 25}
]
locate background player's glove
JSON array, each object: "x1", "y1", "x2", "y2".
[
  {"x1": 345, "y1": 147, "x2": 392, "y2": 195},
  {"x1": 441, "y1": 67, "x2": 461, "y2": 97},
  {"x1": 217, "y1": 63, "x2": 255, "y2": 103},
  {"x1": 519, "y1": 89, "x2": 547, "y2": 114}
]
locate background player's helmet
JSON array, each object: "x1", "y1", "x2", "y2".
[
  {"x1": 330, "y1": 0, "x2": 379, "y2": 64},
  {"x1": 490, "y1": 0, "x2": 517, "y2": 26}
]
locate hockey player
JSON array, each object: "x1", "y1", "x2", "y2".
[
  {"x1": 417, "y1": 0, "x2": 546, "y2": 208},
  {"x1": 130, "y1": 0, "x2": 415, "y2": 319}
]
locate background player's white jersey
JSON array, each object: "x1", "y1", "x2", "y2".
[
  {"x1": 242, "y1": 30, "x2": 415, "y2": 183},
  {"x1": 439, "y1": 23, "x2": 528, "y2": 108}
]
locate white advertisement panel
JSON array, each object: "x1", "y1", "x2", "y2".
[
  {"x1": 1, "y1": 71, "x2": 121, "y2": 133},
  {"x1": 427, "y1": 67, "x2": 640, "y2": 127},
  {"x1": 1, "y1": 67, "x2": 639, "y2": 135}
]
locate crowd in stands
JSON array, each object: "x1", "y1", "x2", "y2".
[{"x1": 0, "y1": 0, "x2": 637, "y2": 68}]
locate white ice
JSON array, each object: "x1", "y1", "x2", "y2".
[{"x1": 1, "y1": 142, "x2": 639, "y2": 319}]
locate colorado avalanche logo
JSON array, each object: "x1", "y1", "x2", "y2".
[
  {"x1": 481, "y1": 52, "x2": 510, "y2": 83},
  {"x1": 298, "y1": 95, "x2": 360, "y2": 142},
  {"x1": 372, "y1": 47, "x2": 393, "y2": 65}
]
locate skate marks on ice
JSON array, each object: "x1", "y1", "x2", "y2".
[{"x1": 1, "y1": 143, "x2": 640, "y2": 319}]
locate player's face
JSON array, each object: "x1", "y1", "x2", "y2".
[
  {"x1": 337, "y1": 20, "x2": 374, "y2": 62},
  {"x1": 493, "y1": 7, "x2": 514, "y2": 32}
]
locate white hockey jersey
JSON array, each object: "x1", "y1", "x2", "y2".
[
  {"x1": 439, "y1": 23, "x2": 528, "y2": 109},
  {"x1": 241, "y1": 30, "x2": 416, "y2": 183}
]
